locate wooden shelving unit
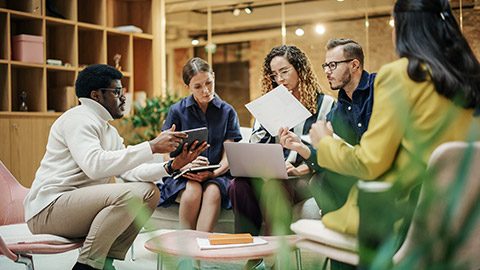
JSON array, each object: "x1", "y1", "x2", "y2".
[{"x1": 0, "y1": 0, "x2": 156, "y2": 187}]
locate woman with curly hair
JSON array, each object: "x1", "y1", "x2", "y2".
[
  {"x1": 259, "y1": 46, "x2": 324, "y2": 118},
  {"x1": 228, "y1": 44, "x2": 334, "y2": 239}
]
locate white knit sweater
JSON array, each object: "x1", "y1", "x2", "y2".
[{"x1": 24, "y1": 98, "x2": 168, "y2": 221}]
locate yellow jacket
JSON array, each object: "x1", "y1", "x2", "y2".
[{"x1": 316, "y1": 58, "x2": 480, "y2": 235}]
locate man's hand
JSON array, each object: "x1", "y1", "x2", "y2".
[
  {"x1": 171, "y1": 140, "x2": 210, "y2": 171},
  {"x1": 309, "y1": 121, "x2": 334, "y2": 148},
  {"x1": 149, "y1": 124, "x2": 187, "y2": 154}
]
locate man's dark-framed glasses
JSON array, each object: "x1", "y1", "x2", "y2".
[
  {"x1": 99, "y1": 87, "x2": 125, "y2": 98},
  {"x1": 322, "y1": 59, "x2": 354, "y2": 72}
]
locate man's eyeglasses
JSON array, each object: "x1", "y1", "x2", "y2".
[
  {"x1": 322, "y1": 59, "x2": 354, "y2": 72},
  {"x1": 269, "y1": 67, "x2": 294, "y2": 81},
  {"x1": 99, "y1": 87, "x2": 125, "y2": 98}
]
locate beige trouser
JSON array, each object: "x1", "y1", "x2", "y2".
[{"x1": 27, "y1": 182, "x2": 160, "y2": 269}]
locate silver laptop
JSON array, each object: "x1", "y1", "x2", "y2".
[{"x1": 224, "y1": 142, "x2": 289, "y2": 180}]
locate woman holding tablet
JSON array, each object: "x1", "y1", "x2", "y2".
[{"x1": 156, "y1": 58, "x2": 242, "y2": 232}]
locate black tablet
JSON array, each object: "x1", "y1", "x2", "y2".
[{"x1": 170, "y1": 127, "x2": 208, "y2": 158}]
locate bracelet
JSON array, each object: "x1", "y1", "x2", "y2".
[{"x1": 165, "y1": 160, "x2": 178, "y2": 175}]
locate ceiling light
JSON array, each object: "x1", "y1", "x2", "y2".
[
  {"x1": 315, "y1": 25, "x2": 325, "y2": 34},
  {"x1": 365, "y1": 20, "x2": 370, "y2": 27},
  {"x1": 295, "y1": 28, "x2": 304, "y2": 36},
  {"x1": 233, "y1": 8, "x2": 240, "y2": 16},
  {"x1": 337, "y1": 0, "x2": 345, "y2": 2},
  {"x1": 244, "y1": 7, "x2": 252, "y2": 14},
  {"x1": 191, "y1": 39, "x2": 199, "y2": 46},
  {"x1": 389, "y1": 19, "x2": 395, "y2": 27}
]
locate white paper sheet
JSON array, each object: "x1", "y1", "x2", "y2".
[
  {"x1": 245, "y1": 85, "x2": 312, "y2": 137},
  {"x1": 196, "y1": 237, "x2": 268, "y2": 250}
]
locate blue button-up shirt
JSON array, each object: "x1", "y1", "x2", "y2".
[
  {"x1": 162, "y1": 94, "x2": 242, "y2": 165},
  {"x1": 306, "y1": 70, "x2": 376, "y2": 169},
  {"x1": 327, "y1": 70, "x2": 376, "y2": 145}
]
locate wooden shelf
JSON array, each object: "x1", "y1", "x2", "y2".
[
  {"x1": 121, "y1": 71, "x2": 132, "y2": 77},
  {"x1": 1, "y1": 0, "x2": 156, "y2": 115},
  {"x1": 46, "y1": 65, "x2": 76, "y2": 71},
  {"x1": 7, "y1": 9, "x2": 42, "y2": 19},
  {"x1": 46, "y1": 0, "x2": 76, "y2": 21},
  {"x1": 107, "y1": 0, "x2": 152, "y2": 34},
  {"x1": 134, "y1": 38, "x2": 153, "y2": 97},
  {"x1": 11, "y1": 65, "x2": 45, "y2": 112},
  {"x1": 77, "y1": 21, "x2": 105, "y2": 31},
  {"x1": 0, "y1": 12, "x2": 8, "y2": 60},
  {"x1": 107, "y1": 32, "x2": 132, "y2": 72},
  {"x1": 133, "y1": 33, "x2": 154, "y2": 40},
  {"x1": 0, "y1": 111, "x2": 62, "y2": 117},
  {"x1": 46, "y1": 21, "x2": 76, "y2": 67},
  {"x1": 10, "y1": 13, "x2": 43, "y2": 37},
  {"x1": 11, "y1": 61, "x2": 45, "y2": 68},
  {"x1": 78, "y1": 0, "x2": 105, "y2": 26},
  {"x1": 0, "y1": 63, "x2": 8, "y2": 111},
  {"x1": 47, "y1": 69, "x2": 76, "y2": 113},
  {"x1": 45, "y1": 16, "x2": 76, "y2": 26},
  {"x1": 78, "y1": 27, "x2": 106, "y2": 66}
]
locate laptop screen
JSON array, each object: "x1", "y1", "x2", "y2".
[{"x1": 224, "y1": 142, "x2": 289, "y2": 180}]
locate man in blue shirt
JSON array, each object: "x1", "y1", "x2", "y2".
[{"x1": 306, "y1": 39, "x2": 376, "y2": 215}]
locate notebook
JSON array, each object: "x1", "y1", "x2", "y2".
[{"x1": 224, "y1": 142, "x2": 289, "y2": 180}]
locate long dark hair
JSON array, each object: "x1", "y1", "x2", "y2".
[
  {"x1": 394, "y1": 0, "x2": 480, "y2": 113},
  {"x1": 260, "y1": 45, "x2": 323, "y2": 114}
]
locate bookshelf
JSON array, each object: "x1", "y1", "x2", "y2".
[{"x1": 0, "y1": 0, "x2": 157, "y2": 187}]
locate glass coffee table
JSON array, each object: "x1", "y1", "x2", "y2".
[{"x1": 144, "y1": 229, "x2": 302, "y2": 270}]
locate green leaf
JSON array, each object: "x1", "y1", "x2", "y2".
[{"x1": 122, "y1": 91, "x2": 184, "y2": 145}]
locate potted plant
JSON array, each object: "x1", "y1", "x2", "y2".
[{"x1": 123, "y1": 91, "x2": 184, "y2": 145}]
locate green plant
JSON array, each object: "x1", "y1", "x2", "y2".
[{"x1": 123, "y1": 92, "x2": 183, "y2": 145}]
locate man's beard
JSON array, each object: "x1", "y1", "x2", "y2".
[{"x1": 329, "y1": 69, "x2": 351, "y2": 90}]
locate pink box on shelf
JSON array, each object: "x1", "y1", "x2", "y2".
[{"x1": 12, "y1": 34, "x2": 44, "y2": 64}]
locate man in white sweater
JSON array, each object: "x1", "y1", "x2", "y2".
[{"x1": 23, "y1": 64, "x2": 208, "y2": 270}]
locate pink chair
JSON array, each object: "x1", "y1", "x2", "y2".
[
  {"x1": 291, "y1": 141, "x2": 480, "y2": 269},
  {"x1": 0, "y1": 160, "x2": 84, "y2": 270}
]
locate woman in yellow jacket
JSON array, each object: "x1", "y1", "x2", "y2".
[{"x1": 279, "y1": 0, "x2": 480, "y2": 236}]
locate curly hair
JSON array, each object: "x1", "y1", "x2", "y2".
[
  {"x1": 260, "y1": 45, "x2": 324, "y2": 114},
  {"x1": 75, "y1": 64, "x2": 123, "y2": 99}
]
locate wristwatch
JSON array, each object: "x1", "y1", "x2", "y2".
[{"x1": 165, "y1": 160, "x2": 178, "y2": 175}]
